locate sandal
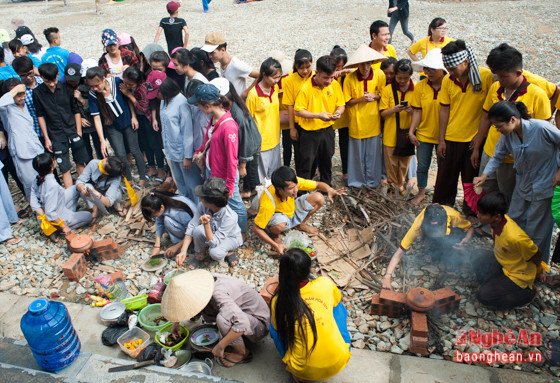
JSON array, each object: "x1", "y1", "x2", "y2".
[
  {"x1": 547, "y1": 340, "x2": 560, "y2": 352},
  {"x1": 153, "y1": 177, "x2": 164, "y2": 186},
  {"x1": 544, "y1": 350, "x2": 560, "y2": 367},
  {"x1": 17, "y1": 209, "x2": 29, "y2": 219},
  {"x1": 5, "y1": 235, "x2": 22, "y2": 245},
  {"x1": 132, "y1": 184, "x2": 143, "y2": 192},
  {"x1": 187, "y1": 257, "x2": 203, "y2": 270},
  {"x1": 225, "y1": 252, "x2": 239, "y2": 267},
  {"x1": 216, "y1": 352, "x2": 253, "y2": 368},
  {"x1": 115, "y1": 206, "x2": 128, "y2": 217},
  {"x1": 546, "y1": 275, "x2": 560, "y2": 288}
]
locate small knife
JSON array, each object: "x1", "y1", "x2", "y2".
[{"x1": 108, "y1": 360, "x2": 155, "y2": 372}]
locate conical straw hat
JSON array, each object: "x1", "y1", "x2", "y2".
[
  {"x1": 161, "y1": 270, "x2": 215, "y2": 322},
  {"x1": 412, "y1": 48, "x2": 446, "y2": 72},
  {"x1": 344, "y1": 44, "x2": 387, "y2": 68}
]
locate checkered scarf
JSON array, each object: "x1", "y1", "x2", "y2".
[{"x1": 441, "y1": 45, "x2": 482, "y2": 92}]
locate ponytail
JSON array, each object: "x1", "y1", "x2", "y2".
[
  {"x1": 32, "y1": 153, "x2": 54, "y2": 187},
  {"x1": 488, "y1": 101, "x2": 530, "y2": 123},
  {"x1": 274, "y1": 248, "x2": 317, "y2": 357},
  {"x1": 141, "y1": 190, "x2": 194, "y2": 221}
]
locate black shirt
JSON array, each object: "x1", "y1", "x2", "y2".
[
  {"x1": 33, "y1": 81, "x2": 79, "y2": 142},
  {"x1": 159, "y1": 17, "x2": 187, "y2": 54}
]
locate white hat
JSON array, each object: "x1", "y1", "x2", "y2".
[
  {"x1": 210, "y1": 78, "x2": 230, "y2": 96},
  {"x1": 161, "y1": 269, "x2": 215, "y2": 322},
  {"x1": 412, "y1": 48, "x2": 446, "y2": 72},
  {"x1": 20, "y1": 34, "x2": 34, "y2": 46},
  {"x1": 80, "y1": 59, "x2": 98, "y2": 78},
  {"x1": 344, "y1": 44, "x2": 387, "y2": 68}
]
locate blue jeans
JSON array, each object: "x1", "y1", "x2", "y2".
[
  {"x1": 202, "y1": 0, "x2": 210, "y2": 12},
  {"x1": 416, "y1": 141, "x2": 437, "y2": 189},
  {"x1": 206, "y1": 169, "x2": 247, "y2": 233},
  {"x1": 389, "y1": 10, "x2": 414, "y2": 43}
]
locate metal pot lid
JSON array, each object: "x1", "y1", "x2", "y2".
[
  {"x1": 100, "y1": 301, "x2": 126, "y2": 321},
  {"x1": 406, "y1": 287, "x2": 435, "y2": 312},
  {"x1": 171, "y1": 349, "x2": 192, "y2": 369}
]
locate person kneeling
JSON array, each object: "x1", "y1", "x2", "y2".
[
  {"x1": 474, "y1": 192, "x2": 546, "y2": 309},
  {"x1": 175, "y1": 178, "x2": 243, "y2": 269},
  {"x1": 252, "y1": 166, "x2": 345, "y2": 255},
  {"x1": 162, "y1": 270, "x2": 270, "y2": 367},
  {"x1": 75, "y1": 157, "x2": 128, "y2": 219},
  {"x1": 141, "y1": 191, "x2": 197, "y2": 258},
  {"x1": 383, "y1": 203, "x2": 474, "y2": 290},
  {"x1": 30, "y1": 153, "x2": 93, "y2": 242}
]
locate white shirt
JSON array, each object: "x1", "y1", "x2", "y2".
[{"x1": 220, "y1": 56, "x2": 252, "y2": 95}]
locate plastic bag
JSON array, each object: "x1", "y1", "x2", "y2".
[
  {"x1": 100, "y1": 310, "x2": 135, "y2": 346},
  {"x1": 282, "y1": 231, "x2": 312, "y2": 249},
  {"x1": 137, "y1": 342, "x2": 164, "y2": 365}
]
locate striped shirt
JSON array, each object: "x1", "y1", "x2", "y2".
[{"x1": 25, "y1": 76, "x2": 43, "y2": 137}]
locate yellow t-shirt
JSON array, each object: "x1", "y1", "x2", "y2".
[
  {"x1": 380, "y1": 80, "x2": 416, "y2": 147},
  {"x1": 400, "y1": 205, "x2": 471, "y2": 250},
  {"x1": 343, "y1": 69, "x2": 385, "y2": 139},
  {"x1": 409, "y1": 36, "x2": 455, "y2": 76},
  {"x1": 437, "y1": 67, "x2": 494, "y2": 142},
  {"x1": 557, "y1": 95, "x2": 560, "y2": 110},
  {"x1": 409, "y1": 36, "x2": 456, "y2": 59},
  {"x1": 332, "y1": 75, "x2": 350, "y2": 130},
  {"x1": 294, "y1": 76, "x2": 345, "y2": 131},
  {"x1": 371, "y1": 44, "x2": 397, "y2": 70},
  {"x1": 254, "y1": 177, "x2": 317, "y2": 229},
  {"x1": 278, "y1": 74, "x2": 290, "y2": 131},
  {"x1": 482, "y1": 81, "x2": 551, "y2": 163},
  {"x1": 246, "y1": 83, "x2": 281, "y2": 152},
  {"x1": 523, "y1": 70, "x2": 558, "y2": 99},
  {"x1": 410, "y1": 78, "x2": 445, "y2": 144},
  {"x1": 492, "y1": 215, "x2": 538, "y2": 289},
  {"x1": 282, "y1": 71, "x2": 314, "y2": 125},
  {"x1": 271, "y1": 277, "x2": 351, "y2": 381}
]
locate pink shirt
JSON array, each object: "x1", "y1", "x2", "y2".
[{"x1": 196, "y1": 111, "x2": 239, "y2": 193}]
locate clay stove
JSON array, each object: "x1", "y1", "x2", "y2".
[
  {"x1": 371, "y1": 287, "x2": 460, "y2": 355},
  {"x1": 61, "y1": 234, "x2": 122, "y2": 281}
]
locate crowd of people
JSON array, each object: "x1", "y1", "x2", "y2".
[{"x1": 1, "y1": 1, "x2": 560, "y2": 378}]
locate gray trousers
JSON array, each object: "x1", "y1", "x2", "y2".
[
  {"x1": 347, "y1": 136, "x2": 382, "y2": 188},
  {"x1": 191, "y1": 224, "x2": 242, "y2": 262},
  {"x1": 58, "y1": 187, "x2": 93, "y2": 229},
  {"x1": 163, "y1": 215, "x2": 188, "y2": 244},
  {"x1": 169, "y1": 160, "x2": 203, "y2": 204},
  {"x1": 0, "y1": 168, "x2": 17, "y2": 241},
  {"x1": 105, "y1": 126, "x2": 146, "y2": 181},
  {"x1": 216, "y1": 311, "x2": 268, "y2": 347},
  {"x1": 480, "y1": 152, "x2": 516, "y2": 203},
  {"x1": 13, "y1": 156, "x2": 37, "y2": 201},
  {"x1": 508, "y1": 191, "x2": 553, "y2": 264},
  {"x1": 73, "y1": 183, "x2": 121, "y2": 209},
  {"x1": 258, "y1": 144, "x2": 281, "y2": 182}
]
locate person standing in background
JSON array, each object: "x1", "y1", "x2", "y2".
[
  {"x1": 154, "y1": 1, "x2": 189, "y2": 54},
  {"x1": 387, "y1": 0, "x2": 414, "y2": 44}
]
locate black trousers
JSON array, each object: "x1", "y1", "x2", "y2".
[
  {"x1": 338, "y1": 127, "x2": 349, "y2": 175},
  {"x1": 473, "y1": 251, "x2": 536, "y2": 309},
  {"x1": 281, "y1": 129, "x2": 293, "y2": 167},
  {"x1": 298, "y1": 126, "x2": 335, "y2": 185},
  {"x1": 242, "y1": 154, "x2": 260, "y2": 192},
  {"x1": 433, "y1": 140, "x2": 479, "y2": 215}
]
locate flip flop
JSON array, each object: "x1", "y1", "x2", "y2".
[
  {"x1": 5, "y1": 235, "x2": 22, "y2": 245},
  {"x1": 132, "y1": 184, "x2": 143, "y2": 191},
  {"x1": 187, "y1": 257, "x2": 203, "y2": 270},
  {"x1": 546, "y1": 275, "x2": 560, "y2": 288},
  {"x1": 547, "y1": 340, "x2": 560, "y2": 352},
  {"x1": 544, "y1": 350, "x2": 560, "y2": 367},
  {"x1": 115, "y1": 206, "x2": 128, "y2": 217},
  {"x1": 17, "y1": 209, "x2": 29, "y2": 219},
  {"x1": 225, "y1": 252, "x2": 239, "y2": 267},
  {"x1": 216, "y1": 352, "x2": 253, "y2": 368},
  {"x1": 153, "y1": 177, "x2": 164, "y2": 186}
]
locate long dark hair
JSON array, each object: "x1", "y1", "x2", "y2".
[
  {"x1": 274, "y1": 248, "x2": 317, "y2": 356},
  {"x1": 103, "y1": 156, "x2": 126, "y2": 178},
  {"x1": 330, "y1": 45, "x2": 348, "y2": 67},
  {"x1": 224, "y1": 81, "x2": 251, "y2": 118},
  {"x1": 33, "y1": 153, "x2": 54, "y2": 186},
  {"x1": 428, "y1": 17, "x2": 447, "y2": 37},
  {"x1": 257, "y1": 57, "x2": 282, "y2": 82},
  {"x1": 121, "y1": 36, "x2": 141, "y2": 61},
  {"x1": 488, "y1": 101, "x2": 531, "y2": 122},
  {"x1": 158, "y1": 77, "x2": 182, "y2": 106},
  {"x1": 293, "y1": 49, "x2": 312, "y2": 72},
  {"x1": 191, "y1": 48, "x2": 215, "y2": 74},
  {"x1": 141, "y1": 190, "x2": 194, "y2": 221}
]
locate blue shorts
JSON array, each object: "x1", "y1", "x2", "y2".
[{"x1": 267, "y1": 194, "x2": 314, "y2": 230}]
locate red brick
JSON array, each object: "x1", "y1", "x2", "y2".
[
  {"x1": 91, "y1": 238, "x2": 114, "y2": 249},
  {"x1": 380, "y1": 289, "x2": 407, "y2": 306},
  {"x1": 433, "y1": 287, "x2": 457, "y2": 304},
  {"x1": 259, "y1": 277, "x2": 279, "y2": 307},
  {"x1": 411, "y1": 335, "x2": 428, "y2": 347},
  {"x1": 62, "y1": 253, "x2": 87, "y2": 281},
  {"x1": 109, "y1": 271, "x2": 124, "y2": 282},
  {"x1": 410, "y1": 345, "x2": 429, "y2": 355},
  {"x1": 90, "y1": 239, "x2": 122, "y2": 261},
  {"x1": 411, "y1": 311, "x2": 428, "y2": 338}
]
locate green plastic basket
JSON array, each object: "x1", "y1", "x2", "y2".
[
  {"x1": 155, "y1": 323, "x2": 189, "y2": 351},
  {"x1": 138, "y1": 304, "x2": 170, "y2": 332},
  {"x1": 120, "y1": 294, "x2": 148, "y2": 311}
]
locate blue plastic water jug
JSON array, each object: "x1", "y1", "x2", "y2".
[{"x1": 20, "y1": 298, "x2": 81, "y2": 372}]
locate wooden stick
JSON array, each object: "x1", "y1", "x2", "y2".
[
  {"x1": 124, "y1": 236, "x2": 156, "y2": 244},
  {"x1": 338, "y1": 195, "x2": 365, "y2": 246}
]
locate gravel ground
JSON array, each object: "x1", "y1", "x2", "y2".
[{"x1": 2, "y1": 0, "x2": 560, "y2": 376}]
